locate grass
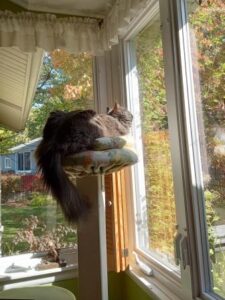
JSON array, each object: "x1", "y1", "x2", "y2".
[{"x1": 1, "y1": 199, "x2": 75, "y2": 256}]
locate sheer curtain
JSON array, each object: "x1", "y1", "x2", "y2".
[
  {"x1": 0, "y1": 11, "x2": 104, "y2": 54},
  {"x1": 0, "y1": 0, "x2": 154, "y2": 54},
  {"x1": 102, "y1": 0, "x2": 153, "y2": 47}
]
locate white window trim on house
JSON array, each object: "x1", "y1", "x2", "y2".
[
  {"x1": 4, "y1": 158, "x2": 11, "y2": 169},
  {"x1": 17, "y1": 151, "x2": 31, "y2": 172}
]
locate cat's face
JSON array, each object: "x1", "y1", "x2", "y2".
[{"x1": 107, "y1": 103, "x2": 133, "y2": 126}]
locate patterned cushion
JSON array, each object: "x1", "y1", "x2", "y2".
[{"x1": 63, "y1": 136, "x2": 138, "y2": 178}]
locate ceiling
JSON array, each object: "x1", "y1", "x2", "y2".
[{"x1": 10, "y1": 0, "x2": 116, "y2": 18}]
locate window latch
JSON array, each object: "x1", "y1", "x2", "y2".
[
  {"x1": 174, "y1": 231, "x2": 182, "y2": 266},
  {"x1": 133, "y1": 252, "x2": 153, "y2": 276},
  {"x1": 180, "y1": 236, "x2": 190, "y2": 270}
]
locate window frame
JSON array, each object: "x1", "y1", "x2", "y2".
[
  {"x1": 17, "y1": 152, "x2": 31, "y2": 172},
  {"x1": 0, "y1": 57, "x2": 97, "y2": 289},
  {"x1": 24, "y1": 152, "x2": 31, "y2": 171},
  {"x1": 121, "y1": 0, "x2": 205, "y2": 299},
  {"x1": 122, "y1": 0, "x2": 225, "y2": 299},
  {"x1": 175, "y1": 1, "x2": 225, "y2": 299},
  {"x1": 4, "y1": 158, "x2": 11, "y2": 169}
]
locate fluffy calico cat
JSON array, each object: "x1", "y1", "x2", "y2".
[{"x1": 35, "y1": 103, "x2": 133, "y2": 223}]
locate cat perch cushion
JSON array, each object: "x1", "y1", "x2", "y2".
[{"x1": 63, "y1": 136, "x2": 138, "y2": 178}]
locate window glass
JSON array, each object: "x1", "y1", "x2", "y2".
[
  {"x1": 18, "y1": 153, "x2": 24, "y2": 171},
  {"x1": 24, "y1": 152, "x2": 31, "y2": 171},
  {"x1": 130, "y1": 12, "x2": 177, "y2": 267},
  {"x1": 187, "y1": 1, "x2": 225, "y2": 297},
  {"x1": 0, "y1": 51, "x2": 93, "y2": 257}
]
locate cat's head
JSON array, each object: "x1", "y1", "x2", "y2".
[{"x1": 107, "y1": 103, "x2": 133, "y2": 128}]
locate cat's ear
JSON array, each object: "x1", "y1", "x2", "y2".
[
  {"x1": 113, "y1": 102, "x2": 120, "y2": 111},
  {"x1": 106, "y1": 107, "x2": 110, "y2": 113}
]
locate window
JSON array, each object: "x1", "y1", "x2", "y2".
[
  {"x1": 124, "y1": 3, "x2": 193, "y2": 299},
  {"x1": 124, "y1": 0, "x2": 225, "y2": 299},
  {"x1": 0, "y1": 51, "x2": 94, "y2": 280},
  {"x1": 179, "y1": 0, "x2": 225, "y2": 298},
  {"x1": 24, "y1": 152, "x2": 31, "y2": 171},
  {"x1": 17, "y1": 152, "x2": 31, "y2": 171},
  {"x1": 126, "y1": 12, "x2": 178, "y2": 268},
  {"x1": 4, "y1": 158, "x2": 11, "y2": 169}
]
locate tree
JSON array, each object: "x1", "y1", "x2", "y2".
[
  {"x1": 0, "y1": 50, "x2": 94, "y2": 151},
  {"x1": 26, "y1": 51, "x2": 93, "y2": 140}
]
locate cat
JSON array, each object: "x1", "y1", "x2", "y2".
[{"x1": 35, "y1": 103, "x2": 133, "y2": 223}]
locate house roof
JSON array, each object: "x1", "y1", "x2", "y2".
[
  {"x1": 0, "y1": 47, "x2": 44, "y2": 131},
  {"x1": 10, "y1": 137, "x2": 41, "y2": 152}
]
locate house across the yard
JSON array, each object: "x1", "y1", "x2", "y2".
[{"x1": 0, "y1": 138, "x2": 41, "y2": 174}]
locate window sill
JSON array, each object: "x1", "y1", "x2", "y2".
[
  {"x1": 126, "y1": 266, "x2": 183, "y2": 300},
  {"x1": 0, "y1": 249, "x2": 78, "y2": 290}
]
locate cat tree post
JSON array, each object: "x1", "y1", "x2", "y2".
[
  {"x1": 63, "y1": 136, "x2": 138, "y2": 300},
  {"x1": 77, "y1": 175, "x2": 108, "y2": 300}
]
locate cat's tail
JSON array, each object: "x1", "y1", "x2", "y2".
[{"x1": 35, "y1": 142, "x2": 89, "y2": 223}]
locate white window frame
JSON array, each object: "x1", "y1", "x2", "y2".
[
  {"x1": 17, "y1": 152, "x2": 31, "y2": 172},
  {"x1": 121, "y1": 0, "x2": 207, "y2": 299},
  {"x1": 4, "y1": 158, "x2": 11, "y2": 169},
  {"x1": 24, "y1": 152, "x2": 31, "y2": 171},
  {"x1": 175, "y1": 1, "x2": 221, "y2": 300},
  {"x1": 122, "y1": 0, "x2": 225, "y2": 299}
]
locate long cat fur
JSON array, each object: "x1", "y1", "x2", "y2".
[{"x1": 35, "y1": 104, "x2": 133, "y2": 223}]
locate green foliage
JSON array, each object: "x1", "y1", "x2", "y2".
[
  {"x1": 204, "y1": 189, "x2": 220, "y2": 259},
  {"x1": 26, "y1": 51, "x2": 93, "y2": 140},
  {"x1": 1, "y1": 174, "x2": 22, "y2": 203},
  {"x1": 189, "y1": 4, "x2": 225, "y2": 295},
  {"x1": 212, "y1": 251, "x2": 225, "y2": 297},
  {"x1": 0, "y1": 129, "x2": 28, "y2": 155},
  {"x1": 51, "y1": 50, "x2": 93, "y2": 101},
  {"x1": 190, "y1": 2, "x2": 225, "y2": 131},
  {"x1": 14, "y1": 215, "x2": 77, "y2": 260},
  {"x1": 136, "y1": 19, "x2": 176, "y2": 261},
  {"x1": 2, "y1": 205, "x2": 77, "y2": 257},
  {"x1": 136, "y1": 19, "x2": 167, "y2": 132},
  {"x1": 0, "y1": 50, "x2": 91, "y2": 259},
  {"x1": 0, "y1": 50, "x2": 93, "y2": 148},
  {"x1": 29, "y1": 193, "x2": 52, "y2": 207},
  {"x1": 144, "y1": 131, "x2": 176, "y2": 260}
]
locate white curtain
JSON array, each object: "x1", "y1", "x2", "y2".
[
  {"x1": 0, "y1": 11, "x2": 104, "y2": 55},
  {"x1": 0, "y1": 0, "x2": 153, "y2": 55},
  {"x1": 102, "y1": 0, "x2": 153, "y2": 47}
]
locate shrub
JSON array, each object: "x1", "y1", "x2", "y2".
[
  {"x1": 14, "y1": 216, "x2": 77, "y2": 261},
  {"x1": 1, "y1": 174, "x2": 22, "y2": 203},
  {"x1": 21, "y1": 174, "x2": 45, "y2": 193},
  {"x1": 29, "y1": 192, "x2": 51, "y2": 207}
]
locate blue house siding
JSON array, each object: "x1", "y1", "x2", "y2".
[
  {"x1": 1, "y1": 138, "x2": 41, "y2": 175},
  {"x1": 0, "y1": 153, "x2": 16, "y2": 173}
]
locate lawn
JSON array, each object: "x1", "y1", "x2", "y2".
[{"x1": 1, "y1": 199, "x2": 76, "y2": 256}]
